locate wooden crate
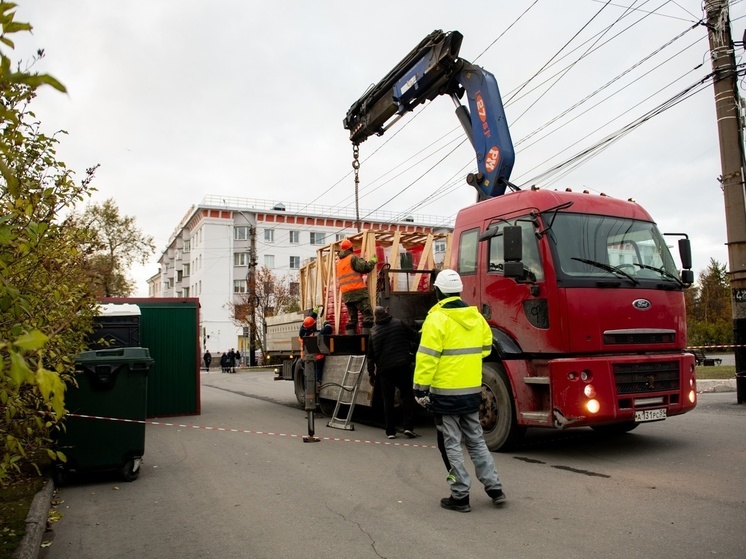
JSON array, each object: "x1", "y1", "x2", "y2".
[{"x1": 299, "y1": 229, "x2": 452, "y2": 334}]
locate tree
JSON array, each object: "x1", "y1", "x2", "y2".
[
  {"x1": 686, "y1": 258, "x2": 732, "y2": 347},
  {"x1": 76, "y1": 198, "x2": 155, "y2": 297},
  {"x1": 230, "y1": 267, "x2": 300, "y2": 360},
  {"x1": 0, "y1": 6, "x2": 99, "y2": 485}
]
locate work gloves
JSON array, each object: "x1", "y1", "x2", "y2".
[
  {"x1": 368, "y1": 374, "x2": 376, "y2": 386},
  {"x1": 369, "y1": 255, "x2": 378, "y2": 264},
  {"x1": 414, "y1": 389, "x2": 430, "y2": 408}
]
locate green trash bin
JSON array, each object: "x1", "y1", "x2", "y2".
[{"x1": 56, "y1": 347, "x2": 154, "y2": 482}]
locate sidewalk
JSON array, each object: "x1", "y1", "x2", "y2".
[{"x1": 697, "y1": 378, "x2": 737, "y2": 393}]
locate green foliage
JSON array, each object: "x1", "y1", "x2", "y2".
[
  {"x1": 686, "y1": 258, "x2": 733, "y2": 347},
  {"x1": 77, "y1": 198, "x2": 155, "y2": 297},
  {"x1": 0, "y1": 4, "x2": 98, "y2": 486}
]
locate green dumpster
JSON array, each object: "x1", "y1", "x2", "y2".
[{"x1": 56, "y1": 347, "x2": 154, "y2": 482}]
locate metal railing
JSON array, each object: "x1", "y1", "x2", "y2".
[{"x1": 200, "y1": 194, "x2": 454, "y2": 228}]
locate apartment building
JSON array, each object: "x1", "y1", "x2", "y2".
[{"x1": 148, "y1": 195, "x2": 453, "y2": 356}]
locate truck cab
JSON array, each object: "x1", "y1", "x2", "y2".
[{"x1": 454, "y1": 188, "x2": 697, "y2": 449}]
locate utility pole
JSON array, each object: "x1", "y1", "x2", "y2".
[
  {"x1": 706, "y1": 0, "x2": 746, "y2": 403},
  {"x1": 248, "y1": 225, "x2": 258, "y2": 367}
]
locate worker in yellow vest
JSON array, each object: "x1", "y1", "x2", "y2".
[{"x1": 336, "y1": 238, "x2": 377, "y2": 334}]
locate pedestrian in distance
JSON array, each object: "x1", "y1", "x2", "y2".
[
  {"x1": 336, "y1": 238, "x2": 377, "y2": 335},
  {"x1": 413, "y1": 269, "x2": 506, "y2": 513},
  {"x1": 228, "y1": 348, "x2": 237, "y2": 373},
  {"x1": 220, "y1": 352, "x2": 229, "y2": 373},
  {"x1": 203, "y1": 350, "x2": 212, "y2": 372},
  {"x1": 367, "y1": 306, "x2": 417, "y2": 440}
]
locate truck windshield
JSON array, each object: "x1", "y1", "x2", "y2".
[{"x1": 549, "y1": 213, "x2": 681, "y2": 286}]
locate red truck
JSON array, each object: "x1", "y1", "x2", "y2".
[{"x1": 336, "y1": 29, "x2": 697, "y2": 450}]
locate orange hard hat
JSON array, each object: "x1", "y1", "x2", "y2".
[
  {"x1": 340, "y1": 239, "x2": 353, "y2": 250},
  {"x1": 303, "y1": 316, "x2": 316, "y2": 328}
]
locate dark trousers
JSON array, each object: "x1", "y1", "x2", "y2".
[
  {"x1": 380, "y1": 367, "x2": 415, "y2": 436},
  {"x1": 344, "y1": 297, "x2": 374, "y2": 332}
]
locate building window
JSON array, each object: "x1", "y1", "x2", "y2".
[
  {"x1": 177, "y1": 270, "x2": 183, "y2": 282},
  {"x1": 435, "y1": 241, "x2": 446, "y2": 253},
  {"x1": 336, "y1": 233, "x2": 345, "y2": 241},
  {"x1": 234, "y1": 226, "x2": 249, "y2": 240},
  {"x1": 183, "y1": 263, "x2": 190, "y2": 276},
  {"x1": 265, "y1": 254, "x2": 275, "y2": 268},
  {"x1": 233, "y1": 280, "x2": 247, "y2": 293},
  {"x1": 310, "y1": 232, "x2": 325, "y2": 245},
  {"x1": 183, "y1": 287, "x2": 190, "y2": 297},
  {"x1": 264, "y1": 228, "x2": 274, "y2": 242},
  {"x1": 234, "y1": 252, "x2": 248, "y2": 266},
  {"x1": 289, "y1": 256, "x2": 300, "y2": 269},
  {"x1": 289, "y1": 230, "x2": 300, "y2": 244},
  {"x1": 183, "y1": 240, "x2": 190, "y2": 253}
]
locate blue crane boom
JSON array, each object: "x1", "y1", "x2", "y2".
[{"x1": 343, "y1": 29, "x2": 515, "y2": 199}]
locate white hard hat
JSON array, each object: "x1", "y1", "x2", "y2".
[{"x1": 434, "y1": 269, "x2": 463, "y2": 293}]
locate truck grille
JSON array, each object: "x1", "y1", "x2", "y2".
[
  {"x1": 604, "y1": 332, "x2": 675, "y2": 344},
  {"x1": 612, "y1": 361, "x2": 680, "y2": 394}
]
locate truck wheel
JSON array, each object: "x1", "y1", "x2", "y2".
[
  {"x1": 293, "y1": 359, "x2": 305, "y2": 408},
  {"x1": 480, "y1": 362, "x2": 525, "y2": 451},
  {"x1": 318, "y1": 398, "x2": 337, "y2": 417}
]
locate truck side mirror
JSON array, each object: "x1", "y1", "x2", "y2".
[
  {"x1": 503, "y1": 226, "x2": 522, "y2": 261},
  {"x1": 680, "y1": 269, "x2": 694, "y2": 286},
  {"x1": 678, "y1": 238, "x2": 692, "y2": 270},
  {"x1": 503, "y1": 226, "x2": 524, "y2": 279}
]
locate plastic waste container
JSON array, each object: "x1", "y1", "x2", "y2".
[
  {"x1": 88, "y1": 303, "x2": 141, "y2": 349},
  {"x1": 56, "y1": 347, "x2": 153, "y2": 483}
]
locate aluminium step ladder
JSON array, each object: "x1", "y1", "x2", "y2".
[{"x1": 327, "y1": 354, "x2": 367, "y2": 431}]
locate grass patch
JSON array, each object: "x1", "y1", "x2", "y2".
[
  {"x1": 696, "y1": 365, "x2": 736, "y2": 380},
  {"x1": 0, "y1": 475, "x2": 44, "y2": 559}
]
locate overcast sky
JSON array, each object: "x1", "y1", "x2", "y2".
[{"x1": 13, "y1": 1, "x2": 746, "y2": 295}]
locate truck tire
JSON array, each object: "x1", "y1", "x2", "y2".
[
  {"x1": 293, "y1": 359, "x2": 305, "y2": 408},
  {"x1": 318, "y1": 398, "x2": 337, "y2": 417},
  {"x1": 480, "y1": 362, "x2": 525, "y2": 451}
]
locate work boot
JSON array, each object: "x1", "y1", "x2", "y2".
[
  {"x1": 487, "y1": 488, "x2": 506, "y2": 505},
  {"x1": 440, "y1": 495, "x2": 471, "y2": 513}
]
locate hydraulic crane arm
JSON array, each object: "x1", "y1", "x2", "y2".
[{"x1": 343, "y1": 30, "x2": 515, "y2": 199}]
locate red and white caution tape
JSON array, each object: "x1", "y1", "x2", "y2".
[
  {"x1": 66, "y1": 413, "x2": 437, "y2": 449},
  {"x1": 687, "y1": 345, "x2": 743, "y2": 350}
]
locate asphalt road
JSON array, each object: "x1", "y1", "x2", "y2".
[{"x1": 40, "y1": 368, "x2": 746, "y2": 559}]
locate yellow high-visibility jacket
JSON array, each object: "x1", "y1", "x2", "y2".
[{"x1": 413, "y1": 296, "x2": 492, "y2": 414}]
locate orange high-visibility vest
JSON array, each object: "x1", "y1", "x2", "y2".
[{"x1": 336, "y1": 254, "x2": 366, "y2": 293}]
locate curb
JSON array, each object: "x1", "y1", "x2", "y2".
[
  {"x1": 697, "y1": 379, "x2": 737, "y2": 393},
  {"x1": 13, "y1": 478, "x2": 54, "y2": 559}
]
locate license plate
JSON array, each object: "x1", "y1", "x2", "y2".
[{"x1": 635, "y1": 408, "x2": 667, "y2": 422}]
